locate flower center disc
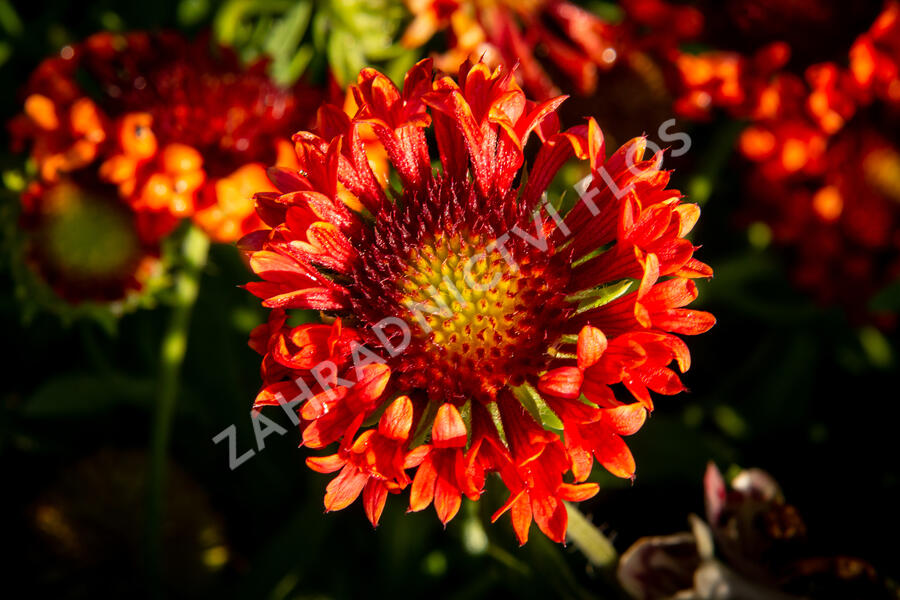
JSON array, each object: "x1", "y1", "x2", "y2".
[
  {"x1": 29, "y1": 182, "x2": 144, "y2": 301},
  {"x1": 393, "y1": 230, "x2": 567, "y2": 403}
]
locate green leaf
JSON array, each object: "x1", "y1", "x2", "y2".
[
  {"x1": 263, "y1": 1, "x2": 313, "y2": 85},
  {"x1": 568, "y1": 279, "x2": 634, "y2": 314},
  {"x1": 512, "y1": 383, "x2": 564, "y2": 431},
  {"x1": 0, "y1": 0, "x2": 23, "y2": 36},
  {"x1": 859, "y1": 325, "x2": 892, "y2": 368},
  {"x1": 214, "y1": 0, "x2": 295, "y2": 47},
  {"x1": 712, "y1": 405, "x2": 748, "y2": 439},
  {"x1": 283, "y1": 44, "x2": 314, "y2": 85},
  {"x1": 328, "y1": 27, "x2": 366, "y2": 87}
]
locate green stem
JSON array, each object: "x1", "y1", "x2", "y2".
[
  {"x1": 564, "y1": 501, "x2": 618, "y2": 570},
  {"x1": 486, "y1": 543, "x2": 531, "y2": 576},
  {"x1": 146, "y1": 225, "x2": 210, "y2": 597}
]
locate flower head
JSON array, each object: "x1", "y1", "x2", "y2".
[
  {"x1": 8, "y1": 31, "x2": 320, "y2": 310},
  {"x1": 850, "y1": 0, "x2": 900, "y2": 107},
  {"x1": 11, "y1": 31, "x2": 319, "y2": 245},
  {"x1": 244, "y1": 59, "x2": 714, "y2": 543},
  {"x1": 402, "y1": 0, "x2": 624, "y2": 101},
  {"x1": 16, "y1": 177, "x2": 161, "y2": 306}
]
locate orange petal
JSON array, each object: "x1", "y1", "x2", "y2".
[
  {"x1": 120, "y1": 112, "x2": 157, "y2": 159},
  {"x1": 558, "y1": 482, "x2": 600, "y2": 502},
  {"x1": 25, "y1": 94, "x2": 59, "y2": 130},
  {"x1": 404, "y1": 445, "x2": 431, "y2": 469},
  {"x1": 162, "y1": 143, "x2": 202, "y2": 173},
  {"x1": 306, "y1": 453, "x2": 346, "y2": 474}
]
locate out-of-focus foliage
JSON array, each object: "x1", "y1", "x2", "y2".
[{"x1": 213, "y1": 0, "x2": 418, "y2": 86}]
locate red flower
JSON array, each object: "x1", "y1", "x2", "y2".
[
  {"x1": 733, "y1": 2, "x2": 900, "y2": 321},
  {"x1": 11, "y1": 31, "x2": 320, "y2": 247},
  {"x1": 244, "y1": 59, "x2": 713, "y2": 542},
  {"x1": 402, "y1": 0, "x2": 624, "y2": 101},
  {"x1": 17, "y1": 178, "x2": 162, "y2": 304},
  {"x1": 620, "y1": 0, "x2": 884, "y2": 124},
  {"x1": 851, "y1": 0, "x2": 900, "y2": 107},
  {"x1": 671, "y1": 43, "x2": 791, "y2": 121},
  {"x1": 744, "y1": 126, "x2": 900, "y2": 321}
]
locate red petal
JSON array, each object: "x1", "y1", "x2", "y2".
[
  {"x1": 567, "y1": 442, "x2": 594, "y2": 483},
  {"x1": 267, "y1": 166, "x2": 308, "y2": 193},
  {"x1": 582, "y1": 378, "x2": 618, "y2": 407},
  {"x1": 623, "y1": 376, "x2": 654, "y2": 410},
  {"x1": 599, "y1": 403, "x2": 648, "y2": 436},
  {"x1": 515, "y1": 95, "x2": 568, "y2": 147},
  {"x1": 404, "y1": 445, "x2": 431, "y2": 468},
  {"x1": 637, "y1": 252, "x2": 661, "y2": 300},
  {"x1": 249, "y1": 250, "x2": 314, "y2": 282},
  {"x1": 378, "y1": 395, "x2": 414, "y2": 441},
  {"x1": 432, "y1": 403, "x2": 467, "y2": 448},
  {"x1": 409, "y1": 455, "x2": 437, "y2": 512},
  {"x1": 510, "y1": 495, "x2": 533, "y2": 546},
  {"x1": 577, "y1": 326, "x2": 607, "y2": 369},
  {"x1": 532, "y1": 493, "x2": 567, "y2": 544},
  {"x1": 491, "y1": 488, "x2": 525, "y2": 522},
  {"x1": 594, "y1": 434, "x2": 637, "y2": 479},
  {"x1": 644, "y1": 278, "x2": 698, "y2": 309},
  {"x1": 363, "y1": 479, "x2": 389, "y2": 527},
  {"x1": 652, "y1": 309, "x2": 716, "y2": 335},
  {"x1": 538, "y1": 367, "x2": 584, "y2": 399},
  {"x1": 641, "y1": 366, "x2": 685, "y2": 396},
  {"x1": 675, "y1": 203, "x2": 700, "y2": 236},
  {"x1": 253, "y1": 381, "x2": 304, "y2": 409},
  {"x1": 259, "y1": 287, "x2": 347, "y2": 311},
  {"x1": 676, "y1": 257, "x2": 714, "y2": 279},
  {"x1": 350, "y1": 363, "x2": 391, "y2": 404},
  {"x1": 434, "y1": 469, "x2": 462, "y2": 525},
  {"x1": 324, "y1": 464, "x2": 368, "y2": 511}
]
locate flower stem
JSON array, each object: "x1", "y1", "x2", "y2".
[
  {"x1": 146, "y1": 225, "x2": 210, "y2": 597},
  {"x1": 564, "y1": 501, "x2": 618, "y2": 570}
]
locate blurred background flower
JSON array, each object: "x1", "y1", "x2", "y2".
[{"x1": 4, "y1": 26, "x2": 320, "y2": 329}]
